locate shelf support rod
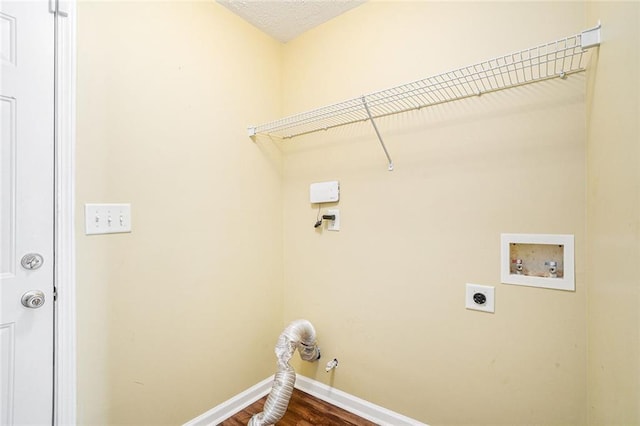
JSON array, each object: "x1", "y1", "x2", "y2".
[{"x1": 361, "y1": 96, "x2": 394, "y2": 171}]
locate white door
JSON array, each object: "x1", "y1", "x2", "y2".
[{"x1": 1, "y1": 0, "x2": 55, "y2": 424}]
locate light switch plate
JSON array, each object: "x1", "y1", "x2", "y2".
[{"x1": 85, "y1": 203, "x2": 132, "y2": 235}]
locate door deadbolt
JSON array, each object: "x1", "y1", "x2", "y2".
[
  {"x1": 21, "y1": 290, "x2": 45, "y2": 309},
  {"x1": 21, "y1": 253, "x2": 44, "y2": 270}
]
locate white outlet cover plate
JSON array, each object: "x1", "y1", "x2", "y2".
[
  {"x1": 465, "y1": 283, "x2": 495, "y2": 313},
  {"x1": 327, "y1": 209, "x2": 340, "y2": 231},
  {"x1": 85, "y1": 203, "x2": 132, "y2": 235}
]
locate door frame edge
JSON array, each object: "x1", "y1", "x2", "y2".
[{"x1": 54, "y1": 1, "x2": 77, "y2": 424}]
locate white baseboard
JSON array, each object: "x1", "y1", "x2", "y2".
[
  {"x1": 183, "y1": 374, "x2": 428, "y2": 426},
  {"x1": 183, "y1": 376, "x2": 273, "y2": 426},
  {"x1": 294, "y1": 375, "x2": 428, "y2": 426}
]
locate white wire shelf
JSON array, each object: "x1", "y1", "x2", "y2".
[{"x1": 248, "y1": 25, "x2": 601, "y2": 170}]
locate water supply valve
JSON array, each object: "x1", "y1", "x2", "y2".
[
  {"x1": 513, "y1": 258, "x2": 524, "y2": 274},
  {"x1": 545, "y1": 261, "x2": 558, "y2": 278}
]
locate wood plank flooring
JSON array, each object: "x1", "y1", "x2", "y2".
[{"x1": 218, "y1": 388, "x2": 378, "y2": 426}]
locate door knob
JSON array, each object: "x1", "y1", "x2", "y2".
[{"x1": 21, "y1": 290, "x2": 45, "y2": 308}]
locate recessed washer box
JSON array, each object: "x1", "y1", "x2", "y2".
[
  {"x1": 501, "y1": 233, "x2": 575, "y2": 291},
  {"x1": 310, "y1": 181, "x2": 339, "y2": 204}
]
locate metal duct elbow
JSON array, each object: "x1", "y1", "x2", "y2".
[{"x1": 248, "y1": 320, "x2": 321, "y2": 426}]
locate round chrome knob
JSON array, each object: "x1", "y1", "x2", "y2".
[{"x1": 21, "y1": 290, "x2": 45, "y2": 309}]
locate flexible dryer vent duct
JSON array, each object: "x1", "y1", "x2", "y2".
[{"x1": 248, "y1": 319, "x2": 321, "y2": 426}]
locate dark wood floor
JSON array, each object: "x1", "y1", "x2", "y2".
[{"x1": 218, "y1": 388, "x2": 378, "y2": 426}]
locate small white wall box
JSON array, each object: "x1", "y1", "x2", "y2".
[
  {"x1": 310, "y1": 181, "x2": 339, "y2": 204},
  {"x1": 501, "y1": 233, "x2": 575, "y2": 291}
]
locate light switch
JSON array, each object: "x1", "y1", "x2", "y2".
[{"x1": 85, "y1": 203, "x2": 132, "y2": 235}]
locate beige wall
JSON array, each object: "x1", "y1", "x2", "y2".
[
  {"x1": 281, "y1": 2, "x2": 588, "y2": 424},
  {"x1": 586, "y1": 2, "x2": 640, "y2": 424},
  {"x1": 75, "y1": 1, "x2": 640, "y2": 425},
  {"x1": 76, "y1": 2, "x2": 283, "y2": 424}
]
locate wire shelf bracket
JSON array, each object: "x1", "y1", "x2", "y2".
[
  {"x1": 248, "y1": 24, "x2": 601, "y2": 171},
  {"x1": 361, "y1": 96, "x2": 394, "y2": 171}
]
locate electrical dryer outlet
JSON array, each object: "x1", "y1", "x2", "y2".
[{"x1": 465, "y1": 283, "x2": 495, "y2": 313}]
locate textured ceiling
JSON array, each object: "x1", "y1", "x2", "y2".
[{"x1": 217, "y1": 0, "x2": 366, "y2": 43}]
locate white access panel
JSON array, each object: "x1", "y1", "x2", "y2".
[{"x1": 310, "y1": 181, "x2": 339, "y2": 203}]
